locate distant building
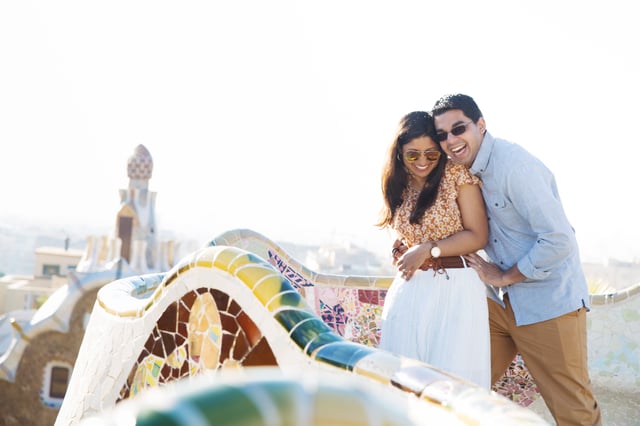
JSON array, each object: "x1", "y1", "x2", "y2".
[
  {"x1": 115, "y1": 144, "x2": 158, "y2": 270},
  {"x1": 0, "y1": 144, "x2": 186, "y2": 426},
  {"x1": 0, "y1": 246, "x2": 83, "y2": 316}
]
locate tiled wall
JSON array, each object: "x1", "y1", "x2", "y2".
[
  {"x1": 57, "y1": 242, "x2": 547, "y2": 425},
  {"x1": 55, "y1": 229, "x2": 640, "y2": 425}
]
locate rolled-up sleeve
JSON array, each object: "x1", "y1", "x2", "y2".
[{"x1": 508, "y1": 156, "x2": 577, "y2": 281}]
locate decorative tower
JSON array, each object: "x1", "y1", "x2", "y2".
[{"x1": 115, "y1": 145, "x2": 158, "y2": 270}]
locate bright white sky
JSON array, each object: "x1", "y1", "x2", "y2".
[{"x1": 1, "y1": 0, "x2": 638, "y2": 263}]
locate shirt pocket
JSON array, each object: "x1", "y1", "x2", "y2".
[
  {"x1": 484, "y1": 193, "x2": 523, "y2": 230},
  {"x1": 484, "y1": 193, "x2": 508, "y2": 211}
]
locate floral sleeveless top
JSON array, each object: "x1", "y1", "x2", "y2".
[{"x1": 391, "y1": 161, "x2": 481, "y2": 247}]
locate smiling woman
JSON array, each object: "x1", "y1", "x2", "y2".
[{"x1": 376, "y1": 111, "x2": 491, "y2": 388}]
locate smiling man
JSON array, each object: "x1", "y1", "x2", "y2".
[{"x1": 431, "y1": 93, "x2": 601, "y2": 426}]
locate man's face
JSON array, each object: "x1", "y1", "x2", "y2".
[{"x1": 434, "y1": 109, "x2": 485, "y2": 167}]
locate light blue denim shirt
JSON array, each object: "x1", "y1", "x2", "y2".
[{"x1": 470, "y1": 132, "x2": 590, "y2": 326}]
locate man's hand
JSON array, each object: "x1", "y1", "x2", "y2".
[{"x1": 464, "y1": 252, "x2": 518, "y2": 287}]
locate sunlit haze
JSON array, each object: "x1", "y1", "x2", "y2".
[{"x1": 1, "y1": 1, "x2": 638, "y2": 263}]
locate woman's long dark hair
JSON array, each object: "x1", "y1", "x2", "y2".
[{"x1": 377, "y1": 111, "x2": 447, "y2": 227}]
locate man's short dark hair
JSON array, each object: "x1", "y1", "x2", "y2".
[{"x1": 432, "y1": 93, "x2": 483, "y2": 122}]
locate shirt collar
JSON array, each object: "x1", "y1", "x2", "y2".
[{"x1": 469, "y1": 131, "x2": 494, "y2": 176}]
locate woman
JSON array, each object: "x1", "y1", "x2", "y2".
[{"x1": 377, "y1": 111, "x2": 490, "y2": 388}]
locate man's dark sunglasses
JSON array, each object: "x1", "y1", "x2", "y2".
[{"x1": 435, "y1": 121, "x2": 473, "y2": 143}]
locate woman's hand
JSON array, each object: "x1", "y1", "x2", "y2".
[
  {"x1": 396, "y1": 243, "x2": 429, "y2": 280},
  {"x1": 391, "y1": 239, "x2": 407, "y2": 265}
]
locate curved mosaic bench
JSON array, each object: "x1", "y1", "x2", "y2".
[
  {"x1": 208, "y1": 229, "x2": 640, "y2": 412},
  {"x1": 207, "y1": 229, "x2": 542, "y2": 404},
  {"x1": 57, "y1": 243, "x2": 547, "y2": 425},
  {"x1": 75, "y1": 367, "x2": 504, "y2": 426}
]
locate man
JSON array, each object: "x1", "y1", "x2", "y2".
[{"x1": 431, "y1": 93, "x2": 601, "y2": 426}]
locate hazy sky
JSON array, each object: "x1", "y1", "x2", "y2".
[{"x1": 1, "y1": 0, "x2": 638, "y2": 263}]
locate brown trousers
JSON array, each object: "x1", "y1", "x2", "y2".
[{"x1": 489, "y1": 296, "x2": 602, "y2": 426}]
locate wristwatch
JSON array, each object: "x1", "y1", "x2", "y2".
[{"x1": 430, "y1": 242, "x2": 441, "y2": 258}]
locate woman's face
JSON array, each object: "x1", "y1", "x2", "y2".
[{"x1": 401, "y1": 136, "x2": 441, "y2": 186}]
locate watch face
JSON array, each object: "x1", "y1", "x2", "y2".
[{"x1": 431, "y1": 246, "x2": 441, "y2": 258}]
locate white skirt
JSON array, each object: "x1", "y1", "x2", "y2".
[{"x1": 379, "y1": 264, "x2": 491, "y2": 389}]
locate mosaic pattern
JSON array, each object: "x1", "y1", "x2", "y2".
[
  {"x1": 588, "y1": 284, "x2": 640, "y2": 389},
  {"x1": 58, "y1": 242, "x2": 547, "y2": 425},
  {"x1": 61, "y1": 229, "x2": 640, "y2": 425},
  {"x1": 492, "y1": 354, "x2": 539, "y2": 406},
  {"x1": 269, "y1": 247, "x2": 541, "y2": 405},
  {"x1": 120, "y1": 287, "x2": 277, "y2": 400},
  {"x1": 267, "y1": 251, "x2": 387, "y2": 347},
  {"x1": 84, "y1": 367, "x2": 471, "y2": 426},
  {"x1": 212, "y1": 230, "x2": 542, "y2": 403},
  {"x1": 265, "y1": 239, "x2": 539, "y2": 404},
  {"x1": 127, "y1": 144, "x2": 153, "y2": 180},
  {"x1": 208, "y1": 230, "x2": 640, "y2": 409}
]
